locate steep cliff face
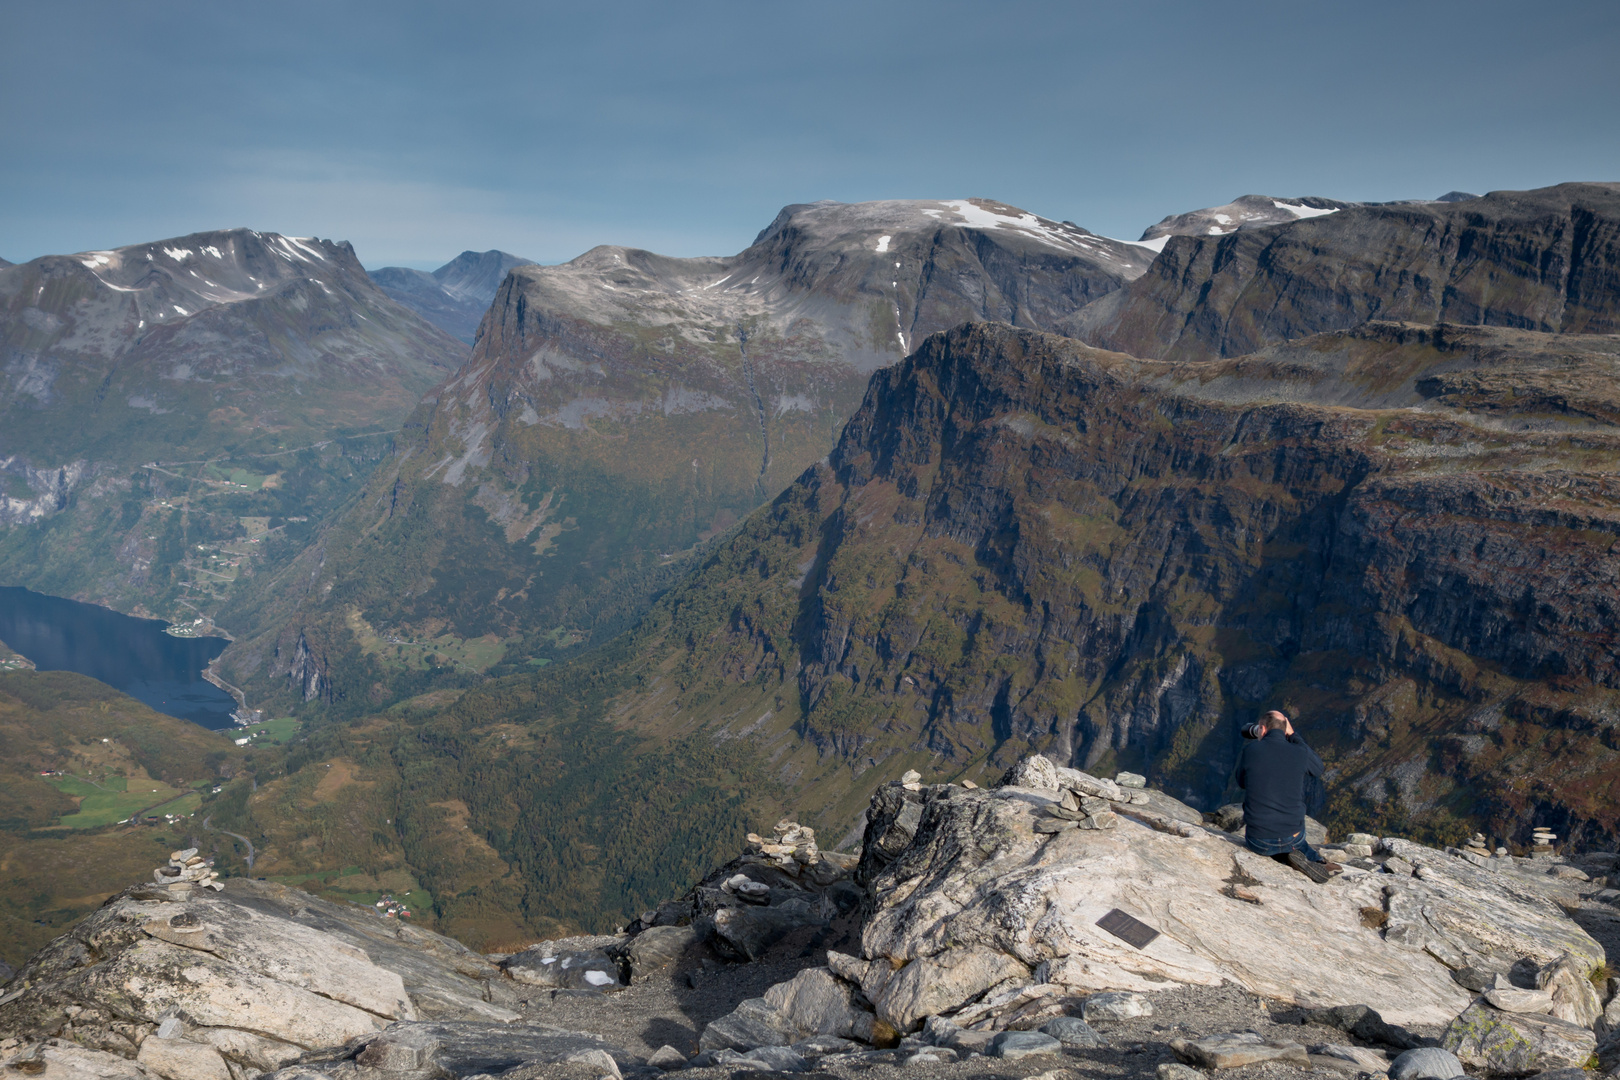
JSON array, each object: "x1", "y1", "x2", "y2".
[
  {"x1": 1072, "y1": 182, "x2": 1620, "y2": 360},
  {"x1": 0, "y1": 229, "x2": 463, "y2": 624},
  {"x1": 593, "y1": 321, "x2": 1619, "y2": 844},
  {"x1": 226, "y1": 200, "x2": 1155, "y2": 712}
]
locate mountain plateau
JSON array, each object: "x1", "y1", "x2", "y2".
[{"x1": 1073, "y1": 182, "x2": 1620, "y2": 360}]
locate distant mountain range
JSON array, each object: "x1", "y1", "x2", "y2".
[
  {"x1": 0, "y1": 228, "x2": 463, "y2": 629},
  {"x1": 370, "y1": 250, "x2": 535, "y2": 344},
  {"x1": 2, "y1": 184, "x2": 1617, "y2": 951},
  {"x1": 218, "y1": 198, "x2": 1159, "y2": 711}
]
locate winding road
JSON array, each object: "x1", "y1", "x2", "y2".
[{"x1": 203, "y1": 815, "x2": 256, "y2": 870}]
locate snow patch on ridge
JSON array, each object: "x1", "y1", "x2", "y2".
[{"x1": 1274, "y1": 201, "x2": 1338, "y2": 220}]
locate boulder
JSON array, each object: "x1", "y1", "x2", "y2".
[
  {"x1": 326, "y1": 1021, "x2": 635, "y2": 1077},
  {"x1": 1314, "y1": 1044, "x2": 1393, "y2": 1072},
  {"x1": 1159, "y1": 1065, "x2": 1206, "y2": 1080},
  {"x1": 2, "y1": 1040, "x2": 149, "y2": 1080},
  {"x1": 1486, "y1": 988, "x2": 1556, "y2": 1014},
  {"x1": 1083, "y1": 991, "x2": 1151, "y2": 1021},
  {"x1": 1536, "y1": 954, "x2": 1603, "y2": 1027},
  {"x1": 873, "y1": 946, "x2": 1031, "y2": 1031},
  {"x1": 622, "y1": 925, "x2": 699, "y2": 981},
  {"x1": 855, "y1": 762, "x2": 1603, "y2": 1027},
  {"x1": 761, "y1": 968, "x2": 877, "y2": 1042},
  {"x1": 1170, "y1": 1032, "x2": 1310, "y2": 1069},
  {"x1": 1443, "y1": 1000, "x2": 1597, "y2": 1075},
  {"x1": 502, "y1": 948, "x2": 623, "y2": 991},
  {"x1": 711, "y1": 898, "x2": 829, "y2": 961},
  {"x1": 999, "y1": 756, "x2": 1060, "y2": 791},
  {"x1": 647, "y1": 1045, "x2": 688, "y2": 1071},
  {"x1": 1041, "y1": 1016, "x2": 1106, "y2": 1047},
  {"x1": 135, "y1": 1037, "x2": 232, "y2": 1080},
  {"x1": 987, "y1": 1031, "x2": 1061, "y2": 1059},
  {"x1": 1388, "y1": 1046, "x2": 1466, "y2": 1079},
  {"x1": 698, "y1": 998, "x2": 798, "y2": 1052}
]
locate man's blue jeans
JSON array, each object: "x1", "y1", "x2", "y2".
[{"x1": 1245, "y1": 828, "x2": 1326, "y2": 863}]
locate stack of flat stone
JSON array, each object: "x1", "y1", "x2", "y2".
[
  {"x1": 746, "y1": 820, "x2": 819, "y2": 874},
  {"x1": 1464, "y1": 833, "x2": 1491, "y2": 857},
  {"x1": 1035, "y1": 788, "x2": 1118, "y2": 834},
  {"x1": 1532, "y1": 829, "x2": 1558, "y2": 858},
  {"x1": 900, "y1": 769, "x2": 923, "y2": 791},
  {"x1": 1341, "y1": 832, "x2": 1378, "y2": 858},
  {"x1": 151, "y1": 848, "x2": 222, "y2": 895}
]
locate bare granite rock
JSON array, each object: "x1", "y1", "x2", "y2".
[
  {"x1": 853, "y1": 756, "x2": 1602, "y2": 1027},
  {"x1": 0, "y1": 880, "x2": 518, "y2": 1080},
  {"x1": 1443, "y1": 999, "x2": 1597, "y2": 1075}
]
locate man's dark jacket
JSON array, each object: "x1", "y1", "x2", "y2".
[{"x1": 1235, "y1": 730, "x2": 1324, "y2": 839}]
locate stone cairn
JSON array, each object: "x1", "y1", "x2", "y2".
[
  {"x1": 1532, "y1": 827, "x2": 1557, "y2": 858},
  {"x1": 1464, "y1": 832, "x2": 1491, "y2": 858},
  {"x1": 152, "y1": 847, "x2": 223, "y2": 895},
  {"x1": 745, "y1": 820, "x2": 819, "y2": 875}
]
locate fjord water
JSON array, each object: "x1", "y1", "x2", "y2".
[{"x1": 0, "y1": 586, "x2": 237, "y2": 728}]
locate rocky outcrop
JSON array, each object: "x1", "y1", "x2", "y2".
[
  {"x1": 1073, "y1": 181, "x2": 1620, "y2": 360},
  {"x1": 851, "y1": 760, "x2": 1597, "y2": 1028},
  {"x1": 0, "y1": 878, "x2": 518, "y2": 1080},
  {"x1": 686, "y1": 759, "x2": 1610, "y2": 1074}
]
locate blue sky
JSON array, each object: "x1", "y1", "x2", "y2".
[{"x1": 3, "y1": 0, "x2": 1617, "y2": 269}]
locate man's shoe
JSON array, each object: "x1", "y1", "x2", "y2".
[
  {"x1": 1287, "y1": 850, "x2": 1334, "y2": 884},
  {"x1": 1320, "y1": 860, "x2": 1344, "y2": 876}
]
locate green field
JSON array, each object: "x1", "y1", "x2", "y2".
[
  {"x1": 44, "y1": 774, "x2": 199, "y2": 828},
  {"x1": 233, "y1": 716, "x2": 302, "y2": 745}
]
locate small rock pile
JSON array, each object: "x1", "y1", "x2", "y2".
[
  {"x1": 1533, "y1": 828, "x2": 1558, "y2": 857},
  {"x1": 745, "y1": 820, "x2": 819, "y2": 874},
  {"x1": 1340, "y1": 832, "x2": 1378, "y2": 859},
  {"x1": 151, "y1": 847, "x2": 221, "y2": 895},
  {"x1": 1464, "y1": 832, "x2": 1491, "y2": 858},
  {"x1": 1036, "y1": 788, "x2": 1118, "y2": 834}
]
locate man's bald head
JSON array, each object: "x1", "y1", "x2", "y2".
[{"x1": 1261, "y1": 710, "x2": 1291, "y2": 732}]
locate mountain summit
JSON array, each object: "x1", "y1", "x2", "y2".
[{"x1": 370, "y1": 250, "x2": 536, "y2": 344}]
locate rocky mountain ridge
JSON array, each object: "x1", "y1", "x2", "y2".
[
  {"x1": 370, "y1": 250, "x2": 536, "y2": 344},
  {"x1": 1073, "y1": 182, "x2": 1620, "y2": 361},
  {"x1": 219, "y1": 198, "x2": 1158, "y2": 713},
  {"x1": 6, "y1": 756, "x2": 1620, "y2": 1080}
]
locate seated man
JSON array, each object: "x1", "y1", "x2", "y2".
[{"x1": 1235, "y1": 710, "x2": 1341, "y2": 883}]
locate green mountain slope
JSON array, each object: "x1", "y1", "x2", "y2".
[
  {"x1": 0, "y1": 672, "x2": 251, "y2": 967},
  {"x1": 203, "y1": 319, "x2": 1620, "y2": 946}
]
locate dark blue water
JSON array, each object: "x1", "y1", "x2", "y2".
[{"x1": 0, "y1": 587, "x2": 238, "y2": 729}]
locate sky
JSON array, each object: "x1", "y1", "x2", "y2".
[{"x1": 3, "y1": 0, "x2": 1618, "y2": 270}]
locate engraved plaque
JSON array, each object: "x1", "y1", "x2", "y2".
[{"x1": 1096, "y1": 907, "x2": 1159, "y2": 949}]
